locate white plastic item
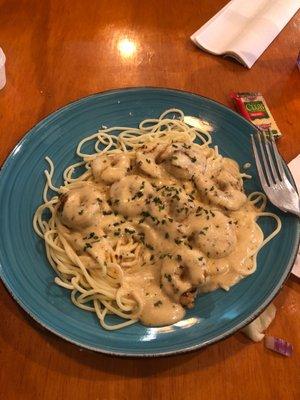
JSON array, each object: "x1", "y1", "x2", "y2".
[
  {"x1": 241, "y1": 303, "x2": 276, "y2": 342},
  {"x1": 0, "y1": 47, "x2": 6, "y2": 90}
]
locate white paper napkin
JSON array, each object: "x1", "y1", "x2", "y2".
[
  {"x1": 191, "y1": 0, "x2": 300, "y2": 68},
  {"x1": 288, "y1": 155, "x2": 300, "y2": 278}
]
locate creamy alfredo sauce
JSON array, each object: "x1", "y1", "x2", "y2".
[{"x1": 57, "y1": 140, "x2": 263, "y2": 326}]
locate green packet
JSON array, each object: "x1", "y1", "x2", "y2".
[{"x1": 231, "y1": 92, "x2": 282, "y2": 138}]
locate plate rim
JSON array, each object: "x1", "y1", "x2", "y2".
[{"x1": 0, "y1": 86, "x2": 299, "y2": 357}]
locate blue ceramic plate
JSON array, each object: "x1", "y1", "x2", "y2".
[{"x1": 0, "y1": 88, "x2": 299, "y2": 357}]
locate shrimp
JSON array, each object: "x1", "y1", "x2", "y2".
[
  {"x1": 58, "y1": 185, "x2": 104, "y2": 230},
  {"x1": 110, "y1": 175, "x2": 154, "y2": 217},
  {"x1": 192, "y1": 210, "x2": 237, "y2": 258},
  {"x1": 135, "y1": 142, "x2": 168, "y2": 178},
  {"x1": 215, "y1": 158, "x2": 243, "y2": 190},
  {"x1": 160, "y1": 251, "x2": 207, "y2": 305},
  {"x1": 91, "y1": 153, "x2": 130, "y2": 184},
  {"x1": 159, "y1": 186, "x2": 195, "y2": 221},
  {"x1": 158, "y1": 142, "x2": 207, "y2": 180},
  {"x1": 194, "y1": 156, "x2": 247, "y2": 211},
  {"x1": 160, "y1": 259, "x2": 193, "y2": 303}
]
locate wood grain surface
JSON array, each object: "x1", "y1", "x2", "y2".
[{"x1": 0, "y1": 1, "x2": 299, "y2": 399}]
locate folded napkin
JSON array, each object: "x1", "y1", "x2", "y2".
[
  {"x1": 288, "y1": 155, "x2": 300, "y2": 278},
  {"x1": 191, "y1": 0, "x2": 300, "y2": 68}
]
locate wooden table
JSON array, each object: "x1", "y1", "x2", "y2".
[{"x1": 0, "y1": 1, "x2": 299, "y2": 399}]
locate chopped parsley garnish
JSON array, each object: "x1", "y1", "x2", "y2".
[
  {"x1": 132, "y1": 181, "x2": 145, "y2": 200},
  {"x1": 153, "y1": 196, "x2": 162, "y2": 204},
  {"x1": 102, "y1": 211, "x2": 113, "y2": 215},
  {"x1": 152, "y1": 196, "x2": 165, "y2": 211},
  {"x1": 124, "y1": 228, "x2": 135, "y2": 234},
  {"x1": 132, "y1": 191, "x2": 144, "y2": 200},
  {"x1": 83, "y1": 243, "x2": 92, "y2": 251},
  {"x1": 83, "y1": 232, "x2": 99, "y2": 240}
]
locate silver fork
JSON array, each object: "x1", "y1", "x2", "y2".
[{"x1": 251, "y1": 131, "x2": 300, "y2": 218}]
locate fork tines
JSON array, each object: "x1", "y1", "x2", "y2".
[{"x1": 251, "y1": 130, "x2": 286, "y2": 188}]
